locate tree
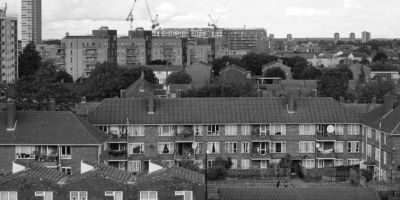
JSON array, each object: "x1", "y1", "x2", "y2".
[
  {"x1": 166, "y1": 71, "x2": 192, "y2": 84},
  {"x1": 360, "y1": 56, "x2": 370, "y2": 65},
  {"x1": 317, "y1": 69, "x2": 350, "y2": 100},
  {"x1": 373, "y1": 51, "x2": 388, "y2": 63},
  {"x1": 55, "y1": 70, "x2": 73, "y2": 83},
  {"x1": 240, "y1": 53, "x2": 277, "y2": 75},
  {"x1": 211, "y1": 56, "x2": 242, "y2": 75},
  {"x1": 369, "y1": 62, "x2": 398, "y2": 71},
  {"x1": 358, "y1": 66, "x2": 366, "y2": 85},
  {"x1": 121, "y1": 66, "x2": 158, "y2": 87},
  {"x1": 18, "y1": 42, "x2": 42, "y2": 79},
  {"x1": 264, "y1": 67, "x2": 286, "y2": 79},
  {"x1": 297, "y1": 66, "x2": 322, "y2": 80},
  {"x1": 284, "y1": 56, "x2": 309, "y2": 79},
  {"x1": 356, "y1": 77, "x2": 395, "y2": 103}
]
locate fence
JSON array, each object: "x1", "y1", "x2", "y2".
[
  {"x1": 226, "y1": 168, "x2": 291, "y2": 180},
  {"x1": 378, "y1": 191, "x2": 400, "y2": 200},
  {"x1": 300, "y1": 166, "x2": 358, "y2": 182}
]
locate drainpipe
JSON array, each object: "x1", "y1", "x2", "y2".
[{"x1": 379, "y1": 122, "x2": 382, "y2": 181}]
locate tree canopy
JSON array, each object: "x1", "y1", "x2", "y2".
[
  {"x1": 369, "y1": 62, "x2": 398, "y2": 72},
  {"x1": 283, "y1": 56, "x2": 309, "y2": 79},
  {"x1": 18, "y1": 42, "x2": 42, "y2": 79},
  {"x1": 317, "y1": 68, "x2": 350, "y2": 100},
  {"x1": 356, "y1": 77, "x2": 395, "y2": 103},
  {"x1": 264, "y1": 67, "x2": 286, "y2": 79},
  {"x1": 373, "y1": 51, "x2": 388, "y2": 63},
  {"x1": 240, "y1": 53, "x2": 277, "y2": 75},
  {"x1": 166, "y1": 71, "x2": 192, "y2": 84},
  {"x1": 211, "y1": 56, "x2": 242, "y2": 75}
]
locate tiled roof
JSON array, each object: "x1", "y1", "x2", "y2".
[
  {"x1": 218, "y1": 188, "x2": 379, "y2": 200},
  {"x1": 0, "y1": 161, "x2": 68, "y2": 184},
  {"x1": 137, "y1": 166, "x2": 204, "y2": 184},
  {"x1": 219, "y1": 64, "x2": 249, "y2": 75},
  {"x1": 125, "y1": 77, "x2": 155, "y2": 99},
  {"x1": 0, "y1": 111, "x2": 111, "y2": 145},
  {"x1": 73, "y1": 102, "x2": 101, "y2": 116},
  {"x1": 362, "y1": 105, "x2": 400, "y2": 134},
  {"x1": 77, "y1": 160, "x2": 136, "y2": 184},
  {"x1": 341, "y1": 103, "x2": 381, "y2": 114},
  {"x1": 262, "y1": 62, "x2": 291, "y2": 71},
  {"x1": 168, "y1": 84, "x2": 192, "y2": 93},
  {"x1": 144, "y1": 65, "x2": 183, "y2": 72},
  {"x1": 88, "y1": 97, "x2": 361, "y2": 124}
]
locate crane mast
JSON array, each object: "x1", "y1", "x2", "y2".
[
  {"x1": 126, "y1": 0, "x2": 137, "y2": 31},
  {"x1": 144, "y1": 0, "x2": 159, "y2": 30}
]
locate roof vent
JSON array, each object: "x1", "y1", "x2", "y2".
[
  {"x1": 148, "y1": 96, "x2": 155, "y2": 114},
  {"x1": 287, "y1": 93, "x2": 295, "y2": 113},
  {"x1": 6, "y1": 99, "x2": 17, "y2": 131}
]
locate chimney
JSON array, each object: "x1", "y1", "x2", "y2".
[
  {"x1": 48, "y1": 99, "x2": 56, "y2": 111},
  {"x1": 120, "y1": 89, "x2": 126, "y2": 98},
  {"x1": 287, "y1": 92, "x2": 295, "y2": 113},
  {"x1": 371, "y1": 96, "x2": 377, "y2": 104},
  {"x1": 147, "y1": 96, "x2": 155, "y2": 114},
  {"x1": 6, "y1": 99, "x2": 16, "y2": 131},
  {"x1": 339, "y1": 96, "x2": 345, "y2": 103},
  {"x1": 383, "y1": 94, "x2": 393, "y2": 114},
  {"x1": 81, "y1": 96, "x2": 87, "y2": 104},
  {"x1": 226, "y1": 61, "x2": 230, "y2": 67},
  {"x1": 176, "y1": 90, "x2": 182, "y2": 98},
  {"x1": 66, "y1": 32, "x2": 69, "y2": 37}
]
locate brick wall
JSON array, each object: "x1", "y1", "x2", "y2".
[
  {"x1": 0, "y1": 146, "x2": 15, "y2": 174},
  {"x1": 61, "y1": 146, "x2": 99, "y2": 175}
]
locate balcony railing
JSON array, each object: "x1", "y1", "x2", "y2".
[
  {"x1": 175, "y1": 150, "x2": 195, "y2": 160},
  {"x1": 84, "y1": 60, "x2": 97, "y2": 64},
  {"x1": 84, "y1": 51, "x2": 98, "y2": 56},
  {"x1": 251, "y1": 148, "x2": 270, "y2": 159},
  {"x1": 175, "y1": 129, "x2": 194, "y2": 142},
  {"x1": 316, "y1": 131, "x2": 338, "y2": 141},
  {"x1": 316, "y1": 150, "x2": 336, "y2": 159}
]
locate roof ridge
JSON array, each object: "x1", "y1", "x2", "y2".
[{"x1": 71, "y1": 113, "x2": 104, "y2": 144}]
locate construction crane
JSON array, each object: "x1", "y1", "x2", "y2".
[
  {"x1": 126, "y1": 0, "x2": 137, "y2": 31},
  {"x1": 208, "y1": 14, "x2": 218, "y2": 29},
  {"x1": 144, "y1": 0, "x2": 159, "y2": 30}
]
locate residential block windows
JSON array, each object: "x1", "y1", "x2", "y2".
[
  {"x1": 259, "y1": 125, "x2": 269, "y2": 136},
  {"x1": 225, "y1": 125, "x2": 238, "y2": 136},
  {"x1": 61, "y1": 167, "x2": 72, "y2": 175},
  {"x1": 140, "y1": 191, "x2": 157, "y2": 200},
  {"x1": 367, "y1": 144, "x2": 372, "y2": 157},
  {"x1": 347, "y1": 159, "x2": 359, "y2": 166},
  {"x1": 70, "y1": 191, "x2": 87, "y2": 200},
  {"x1": 334, "y1": 141, "x2": 344, "y2": 153},
  {"x1": 376, "y1": 131, "x2": 381, "y2": 142},
  {"x1": 302, "y1": 159, "x2": 315, "y2": 169},
  {"x1": 60, "y1": 146, "x2": 71, "y2": 159},
  {"x1": 194, "y1": 142, "x2": 203, "y2": 154},
  {"x1": 299, "y1": 141, "x2": 315, "y2": 153},
  {"x1": 241, "y1": 125, "x2": 251, "y2": 135},
  {"x1": 241, "y1": 159, "x2": 250, "y2": 169},
  {"x1": 175, "y1": 191, "x2": 193, "y2": 200},
  {"x1": 334, "y1": 159, "x2": 344, "y2": 166},
  {"x1": 335, "y1": 124, "x2": 344, "y2": 135},
  {"x1": 271, "y1": 141, "x2": 286, "y2": 153},
  {"x1": 0, "y1": 191, "x2": 17, "y2": 200},
  {"x1": 270, "y1": 124, "x2": 286, "y2": 135},
  {"x1": 383, "y1": 133, "x2": 387, "y2": 145},
  {"x1": 35, "y1": 191, "x2": 53, "y2": 200},
  {"x1": 128, "y1": 160, "x2": 141, "y2": 173},
  {"x1": 299, "y1": 124, "x2": 316, "y2": 135},
  {"x1": 129, "y1": 125, "x2": 144, "y2": 136},
  {"x1": 225, "y1": 142, "x2": 237, "y2": 153},
  {"x1": 375, "y1": 147, "x2": 380, "y2": 161},
  {"x1": 347, "y1": 141, "x2": 359, "y2": 153},
  {"x1": 367, "y1": 127, "x2": 372, "y2": 138},
  {"x1": 158, "y1": 142, "x2": 174, "y2": 154},
  {"x1": 384, "y1": 151, "x2": 387, "y2": 165},
  {"x1": 207, "y1": 125, "x2": 220, "y2": 136},
  {"x1": 241, "y1": 142, "x2": 250, "y2": 153},
  {"x1": 207, "y1": 142, "x2": 220, "y2": 154},
  {"x1": 159, "y1": 125, "x2": 177, "y2": 136},
  {"x1": 15, "y1": 146, "x2": 35, "y2": 159},
  {"x1": 231, "y1": 159, "x2": 238, "y2": 169},
  {"x1": 128, "y1": 143, "x2": 145, "y2": 154},
  {"x1": 194, "y1": 125, "x2": 203, "y2": 136},
  {"x1": 105, "y1": 191, "x2": 123, "y2": 200},
  {"x1": 348, "y1": 124, "x2": 360, "y2": 135}
]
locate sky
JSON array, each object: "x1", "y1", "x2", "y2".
[{"x1": 4, "y1": 0, "x2": 400, "y2": 40}]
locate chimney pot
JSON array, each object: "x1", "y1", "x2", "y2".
[
  {"x1": 48, "y1": 99, "x2": 56, "y2": 111},
  {"x1": 147, "y1": 96, "x2": 155, "y2": 114},
  {"x1": 6, "y1": 99, "x2": 16, "y2": 131},
  {"x1": 371, "y1": 96, "x2": 377, "y2": 104},
  {"x1": 120, "y1": 90, "x2": 126, "y2": 98},
  {"x1": 287, "y1": 92, "x2": 295, "y2": 113},
  {"x1": 81, "y1": 96, "x2": 87, "y2": 104},
  {"x1": 339, "y1": 96, "x2": 345, "y2": 103}
]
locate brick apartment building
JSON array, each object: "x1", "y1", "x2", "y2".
[
  {"x1": 88, "y1": 93, "x2": 364, "y2": 175},
  {"x1": 0, "y1": 100, "x2": 111, "y2": 175},
  {"x1": 0, "y1": 7, "x2": 18, "y2": 83}
]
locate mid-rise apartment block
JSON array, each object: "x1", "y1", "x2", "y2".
[
  {"x1": 61, "y1": 35, "x2": 109, "y2": 81},
  {"x1": 349, "y1": 33, "x2": 356, "y2": 42},
  {"x1": 117, "y1": 36, "x2": 146, "y2": 66},
  {"x1": 0, "y1": 7, "x2": 18, "y2": 83},
  {"x1": 151, "y1": 38, "x2": 183, "y2": 65},
  {"x1": 36, "y1": 44, "x2": 65, "y2": 69},
  {"x1": 154, "y1": 28, "x2": 223, "y2": 38},
  {"x1": 21, "y1": 0, "x2": 41, "y2": 48},
  {"x1": 92, "y1": 26, "x2": 117, "y2": 65},
  {"x1": 362, "y1": 31, "x2": 371, "y2": 43},
  {"x1": 222, "y1": 28, "x2": 267, "y2": 50}
]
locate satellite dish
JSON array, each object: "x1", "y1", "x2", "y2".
[
  {"x1": 191, "y1": 142, "x2": 198, "y2": 149},
  {"x1": 315, "y1": 143, "x2": 320, "y2": 149},
  {"x1": 327, "y1": 125, "x2": 335, "y2": 133}
]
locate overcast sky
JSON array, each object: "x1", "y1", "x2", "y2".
[{"x1": 4, "y1": 0, "x2": 400, "y2": 39}]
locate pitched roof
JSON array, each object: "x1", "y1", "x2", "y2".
[
  {"x1": 88, "y1": 97, "x2": 361, "y2": 125},
  {"x1": 168, "y1": 84, "x2": 192, "y2": 94},
  {"x1": 0, "y1": 161, "x2": 68, "y2": 184},
  {"x1": 362, "y1": 104, "x2": 400, "y2": 134},
  {"x1": 73, "y1": 102, "x2": 101, "y2": 116},
  {"x1": 137, "y1": 166, "x2": 204, "y2": 184},
  {"x1": 125, "y1": 75, "x2": 156, "y2": 99},
  {"x1": 0, "y1": 111, "x2": 111, "y2": 145},
  {"x1": 219, "y1": 64, "x2": 249, "y2": 75},
  {"x1": 262, "y1": 62, "x2": 291, "y2": 72},
  {"x1": 218, "y1": 188, "x2": 379, "y2": 200},
  {"x1": 144, "y1": 65, "x2": 183, "y2": 72}
]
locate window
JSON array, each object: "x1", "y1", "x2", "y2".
[
  {"x1": 334, "y1": 141, "x2": 344, "y2": 153},
  {"x1": 383, "y1": 133, "x2": 387, "y2": 145},
  {"x1": 348, "y1": 124, "x2": 360, "y2": 135},
  {"x1": 194, "y1": 125, "x2": 203, "y2": 136},
  {"x1": 231, "y1": 159, "x2": 238, "y2": 169},
  {"x1": 361, "y1": 142, "x2": 365, "y2": 154},
  {"x1": 61, "y1": 167, "x2": 72, "y2": 175},
  {"x1": 140, "y1": 191, "x2": 157, "y2": 200},
  {"x1": 241, "y1": 142, "x2": 250, "y2": 153},
  {"x1": 128, "y1": 143, "x2": 145, "y2": 154},
  {"x1": 207, "y1": 125, "x2": 220, "y2": 136},
  {"x1": 105, "y1": 191, "x2": 123, "y2": 200},
  {"x1": 161, "y1": 160, "x2": 174, "y2": 168},
  {"x1": 334, "y1": 159, "x2": 344, "y2": 166},
  {"x1": 302, "y1": 159, "x2": 315, "y2": 169},
  {"x1": 0, "y1": 191, "x2": 17, "y2": 200},
  {"x1": 367, "y1": 144, "x2": 372, "y2": 157},
  {"x1": 158, "y1": 142, "x2": 174, "y2": 154},
  {"x1": 159, "y1": 125, "x2": 177, "y2": 136},
  {"x1": 60, "y1": 146, "x2": 71, "y2": 159},
  {"x1": 35, "y1": 191, "x2": 53, "y2": 200},
  {"x1": 241, "y1": 159, "x2": 250, "y2": 169},
  {"x1": 129, "y1": 125, "x2": 144, "y2": 136},
  {"x1": 70, "y1": 191, "x2": 87, "y2": 200},
  {"x1": 175, "y1": 191, "x2": 193, "y2": 200},
  {"x1": 375, "y1": 147, "x2": 380, "y2": 161},
  {"x1": 241, "y1": 125, "x2": 250, "y2": 135},
  {"x1": 376, "y1": 131, "x2": 381, "y2": 142},
  {"x1": 299, "y1": 124, "x2": 316, "y2": 135},
  {"x1": 15, "y1": 146, "x2": 35, "y2": 159},
  {"x1": 335, "y1": 124, "x2": 344, "y2": 135},
  {"x1": 225, "y1": 125, "x2": 237, "y2": 136},
  {"x1": 383, "y1": 151, "x2": 387, "y2": 165},
  {"x1": 270, "y1": 124, "x2": 286, "y2": 135},
  {"x1": 299, "y1": 141, "x2": 315, "y2": 153},
  {"x1": 128, "y1": 160, "x2": 141, "y2": 173},
  {"x1": 271, "y1": 141, "x2": 286, "y2": 153},
  {"x1": 225, "y1": 142, "x2": 237, "y2": 153},
  {"x1": 367, "y1": 127, "x2": 372, "y2": 138},
  {"x1": 347, "y1": 141, "x2": 359, "y2": 153},
  {"x1": 207, "y1": 142, "x2": 220, "y2": 154},
  {"x1": 194, "y1": 142, "x2": 203, "y2": 154},
  {"x1": 194, "y1": 160, "x2": 204, "y2": 169},
  {"x1": 347, "y1": 159, "x2": 359, "y2": 166},
  {"x1": 260, "y1": 125, "x2": 269, "y2": 136}
]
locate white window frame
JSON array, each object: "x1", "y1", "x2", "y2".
[
  {"x1": 241, "y1": 125, "x2": 251, "y2": 135},
  {"x1": 335, "y1": 124, "x2": 344, "y2": 135},
  {"x1": 376, "y1": 131, "x2": 381, "y2": 142},
  {"x1": 375, "y1": 147, "x2": 380, "y2": 161},
  {"x1": 194, "y1": 125, "x2": 203, "y2": 136},
  {"x1": 105, "y1": 191, "x2": 123, "y2": 200},
  {"x1": 383, "y1": 133, "x2": 387, "y2": 145},
  {"x1": 260, "y1": 125, "x2": 269, "y2": 136},
  {"x1": 347, "y1": 141, "x2": 359, "y2": 153},
  {"x1": 175, "y1": 191, "x2": 193, "y2": 200},
  {"x1": 361, "y1": 141, "x2": 365, "y2": 154},
  {"x1": 347, "y1": 159, "x2": 359, "y2": 166},
  {"x1": 348, "y1": 124, "x2": 360, "y2": 135},
  {"x1": 241, "y1": 159, "x2": 250, "y2": 169},
  {"x1": 383, "y1": 151, "x2": 387, "y2": 165},
  {"x1": 140, "y1": 191, "x2": 158, "y2": 200},
  {"x1": 194, "y1": 142, "x2": 203, "y2": 154},
  {"x1": 159, "y1": 125, "x2": 176, "y2": 136},
  {"x1": 207, "y1": 125, "x2": 220, "y2": 136},
  {"x1": 207, "y1": 142, "x2": 220, "y2": 154},
  {"x1": 0, "y1": 191, "x2": 17, "y2": 200},
  {"x1": 61, "y1": 167, "x2": 72, "y2": 175},
  {"x1": 241, "y1": 142, "x2": 250, "y2": 153},
  {"x1": 367, "y1": 127, "x2": 372, "y2": 138},
  {"x1": 334, "y1": 159, "x2": 344, "y2": 166},
  {"x1": 299, "y1": 141, "x2": 315, "y2": 153},
  {"x1": 60, "y1": 146, "x2": 71, "y2": 159},
  {"x1": 271, "y1": 141, "x2": 286, "y2": 153},
  {"x1": 225, "y1": 142, "x2": 237, "y2": 154},
  {"x1": 128, "y1": 143, "x2": 145, "y2": 155},
  {"x1": 302, "y1": 159, "x2": 315, "y2": 169},
  {"x1": 225, "y1": 125, "x2": 238, "y2": 136},
  {"x1": 367, "y1": 144, "x2": 372, "y2": 157},
  {"x1": 158, "y1": 142, "x2": 175, "y2": 154},
  {"x1": 299, "y1": 124, "x2": 316, "y2": 135},
  {"x1": 334, "y1": 141, "x2": 344, "y2": 153},
  {"x1": 129, "y1": 125, "x2": 144, "y2": 136},
  {"x1": 128, "y1": 160, "x2": 141, "y2": 173},
  {"x1": 35, "y1": 191, "x2": 53, "y2": 200},
  {"x1": 70, "y1": 191, "x2": 87, "y2": 200},
  {"x1": 260, "y1": 160, "x2": 268, "y2": 169},
  {"x1": 15, "y1": 146, "x2": 35, "y2": 159},
  {"x1": 269, "y1": 124, "x2": 286, "y2": 135},
  {"x1": 231, "y1": 159, "x2": 238, "y2": 169}
]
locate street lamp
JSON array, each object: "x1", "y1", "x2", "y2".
[{"x1": 205, "y1": 150, "x2": 210, "y2": 200}]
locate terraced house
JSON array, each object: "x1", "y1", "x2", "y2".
[{"x1": 88, "y1": 92, "x2": 365, "y2": 175}]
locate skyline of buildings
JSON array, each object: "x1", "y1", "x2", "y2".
[
  {"x1": 21, "y1": 0, "x2": 42, "y2": 48},
  {"x1": 0, "y1": 5, "x2": 18, "y2": 84}
]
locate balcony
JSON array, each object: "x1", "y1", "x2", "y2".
[
  {"x1": 175, "y1": 127, "x2": 194, "y2": 142},
  {"x1": 35, "y1": 154, "x2": 59, "y2": 166},
  {"x1": 109, "y1": 134, "x2": 127, "y2": 143},
  {"x1": 84, "y1": 51, "x2": 98, "y2": 56},
  {"x1": 316, "y1": 149, "x2": 336, "y2": 159},
  {"x1": 250, "y1": 149, "x2": 270, "y2": 160},
  {"x1": 84, "y1": 59, "x2": 97, "y2": 65},
  {"x1": 316, "y1": 131, "x2": 338, "y2": 141},
  {"x1": 251, "y1": 131, "x2": 271, "y2": 141},
  {"x1": 108, "y1": 150, "x2": 127, "y2": 160}
]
